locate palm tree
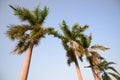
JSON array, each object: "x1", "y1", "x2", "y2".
[
  {"x1": 6, "y1": 5, "x2": 48, "y2": 80},
  {"x1": 46, "y1": 20, "x2": 89, "y2": 80},
  {"x1": 77, "y1": 34, "x2": 109, "y2": 80},
  {"x1": 98, "y1": 60, "x2": 120, "y2": 80}
]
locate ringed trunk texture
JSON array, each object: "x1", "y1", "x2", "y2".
[
  {"x1": 20, "y1": 42, "x2": 34, "y2": 80},
  {"x1": 75, "y1": 56, "x2": 83, "y2": 80}
]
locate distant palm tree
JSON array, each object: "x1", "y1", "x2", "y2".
[
  {"x1": 6, "y1": 5, "x2": 48, "y2": 80},
  {"x1": 98, "y1": 60, "x2": 120, "y2": 80},
  {"x1": 46, "y1": 20, "x2": 89, "y2": 80},
  {"x1": 77, "y1": 34, "x2": 109, "y2": 80}
]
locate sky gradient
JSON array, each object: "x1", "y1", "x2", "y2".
[{"x1": 0, "y1": 0, "x2": 120, "y2": 80}]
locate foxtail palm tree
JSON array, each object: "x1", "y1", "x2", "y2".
[
  {"x1": 6, "y1": 5, "x2": 48, "y2": 80},
  {"x1": 98, "y1": 60, "x2": 120, "y2": 80},
  {"x1": 77, "y1": 34, "x2": 109, "y2": 80},
  {"x1": 47, "y1": 20, "x2": 89, "y2": 80}
]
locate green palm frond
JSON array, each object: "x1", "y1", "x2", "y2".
[
  {"x1": 9, "y1": 5, "x2": 36, "y2": 25},
  {"x1": 91, "y1": 45, "x2": 110, "y2": 51},
  {"x1": 33, "y1": 5, "x2": 48, "y2": 25},
  {"x1": 30, "y1": 24, "x2": 45, "y2": 45},
  {"x1": 102, "y1": 73, "x2": 112, "y2": 80},
  {"x1": 12, "y1": 40, "x2": 30, "y2": 54},
  {"x1": 46, "y1": 27, "x2": 63, "y2": 39},
  {"x1": 60, "y1": 20, "x2": 72, "y2": 39},
  {"x1": 79, "y1": 35, "x2": 91, "y2": 48},
  {"x1": 71, "y1": 23, "x2": 79, "y2": 33},
  {"x1": 79, "y1": 25, "x2": 89, "y2": 32},
  {"x1": 66, "y1": 47, "x2": 76, "y2": 66},
  {"x1": 62, "y1": 39, "x2": 69, "y2": 50},
  {"x1": 107, "y1": 67, "x2": 120, "y2": 75},
  {"x1": 9, "y1": 5, "x2": 48, "y2": 25},
  {"x1": 109, "y1": 72, "x2": 120, "y2": 80},
  {"x1": 106, "y1": 62, "x2": 116, "y2": 67},
  {"x1": 6, "y1": 24, "x2": 32, "y2": 40}
]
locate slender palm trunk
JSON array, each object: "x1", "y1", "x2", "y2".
[
  {"x1": 74, "y1": 56, "x2": 83, "y2": 80},
  {"x1": 20, "y1": 42, "x2": 34, "y2": 80},
  {"x1": 71, "y1": 41, "x2": 83, "y2": 80},
  {"x1": 90, "y1": 64, "x2": 101, "y2": 80}
]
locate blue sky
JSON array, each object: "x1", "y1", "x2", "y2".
[{"x1": 0, "y1": 0, "x2": 120, "y2": 80}]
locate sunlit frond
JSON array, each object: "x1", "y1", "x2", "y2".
[
  {"x1": 46, "y1": 27, "x2": 63, "y2": 39},
  {"x1": 33, "y1": 5, "x2": 48, "y2": 25},
  {"x1": 91, "y1": 45, "x2": 110, "y2": 51},
  {"x1": 60, "y1": 20, "x2": 72, "y2": 39},
  {"x1": 6, "y1": 25, "x2": 32, "y2": 40},
  {"x1": 9, "y1": 5, "x2": 36, "y2": 25}
]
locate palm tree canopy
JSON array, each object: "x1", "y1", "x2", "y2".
[
  {"x1": 98, "y1": 60, "x2": 120, "y2": 80},
  {"x1": 6, "y1": 5, "x2": 49, "y2": 54}
]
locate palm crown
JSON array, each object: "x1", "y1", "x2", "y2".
[{"x1": 6, "y1": 5, "x2": 48, "y2": 54}]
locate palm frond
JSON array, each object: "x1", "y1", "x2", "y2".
[
  {"x1": 6, "y1": 24, "x2": 32, "y2": 40},
  {"x1": 12, "y1": 40, "x2": 30, "y2": 54},
  {"x1": 107, "y1": 67, "x2": 120, "y2": 75},
  {"x1": 9, "y1": 5, "x2": 36, "y2": 25},
  {"x1": 87, "y1": 33, "x2": 92, "y2": 48},
  {"x1": 90, "y1": 51, "x2": 104, "y2": 60},
  {"x1": 91, "y1": 45, "x2": 110, "y2": 51},
  {"x1": 46, "y1": 27, "x2": 63, "y2": 39},
  {"x1": 66, "y1": 47, "x2": 76, "y2": 66},
  {"x1": 79, "y1": 25, "x2": 89, "y2": 32},
  {"x1": 109, "y1": 72, "x2": 120, "y2": 80},
  {"x1": 33, "y1": 5, "x2": 48, "y2": 25},
  {"x1": 102, "y1": 73, "x2": 112, "y2": 80},
  {"x1": 30, "y1": 24, "x2": 45, "y2": 45},
  {"x1": 60, "y1": 20, "x2": 72, "y2": 39}
]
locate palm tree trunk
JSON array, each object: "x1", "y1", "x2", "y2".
[
  {"x1": 91, "y1": 66, "x2": 101, "y2": 80},
  {"x1": 71, "y1": 41, "x2": 83, "y2": 80},
  {"x1": 74, "y1": 56, "x2": 83, "y2": 80},
  {"x1": 20, "y1": 42, "x2": 34, "y2": 80}
]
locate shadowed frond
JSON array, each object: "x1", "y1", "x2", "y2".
[
  {"x1": 30, "y1": 24, "x2": 45, "y2": 45},
  {"x1": 66, "y1": 47, "x2": 76, "y2": 66},
  {"x1": 107, "y1": 67, "x2": 120, "y2": 75},
  {"x1": 6, "y1": 25, "x2": 32, "y2": 40},
  {"x1": 102, "y1": 73, "x2": 111, "y2": 80},
  {"x1": 91, "y1": 45, "x2": 110, "y2": 51},
  {"x1": 109, "y1": 72, "x2": 120, "y2": 80},
  {"x1": 12, "y1": 40, "x2": 30, "y2": 54}
]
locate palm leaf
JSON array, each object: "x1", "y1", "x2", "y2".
[
  {"x1": 12, "y1": 40, "x2": 30, "y2": 54},
  {"x1": 60, "y1": 20, "x2": 72, "y2": 39},
  {"x1": 107, "y1": 67, "x2": 120, "y2": 75},
  {"x1": 109, "y1": 72, "x2": 120, "y2": 80},
  {"x1": 103, "y1": 73, "x2": 112, "y2": 80},
  {"x1": 91, "y1": 45, "x2": 110, "y2": 51},
  {"x1": 9, "y1": 5, "x2": 36, "y2": 25},
  {"x1": 46, "y1": 27, "x2": 63, "y2": 39},
  {"x1": 33, "y1": 5, "x2": 48, "y2": 25},
  {"x1": 79, "y1": 25, "x2": 89, "y2": 32},
  {"x1": 6, "y1": 25, "x2": 32, "y2": 40}
]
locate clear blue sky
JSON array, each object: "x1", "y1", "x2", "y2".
[{"x1": 0, "y1": 0, "x2": 120, "y2": 80}]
